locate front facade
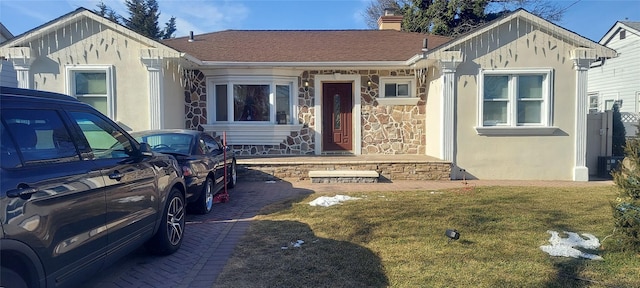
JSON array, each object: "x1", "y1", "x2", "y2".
[{"x1": 1, "y1": 8, "x2": 616, "y2": 181}]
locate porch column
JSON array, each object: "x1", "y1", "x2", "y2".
[
  {"x1": 571, "y1": 48, "x2": 597, "y2": 181},
  {"x1": 4, "y1": 47, "x2": 35, "y2": 89},
  {"x1": 141, "y1": 54, "x2": 164, "y2": 130},
  {"x1": 438, "y1": 51, "x2": 463, "y2": 179}
]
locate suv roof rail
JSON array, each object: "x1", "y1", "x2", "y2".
[{"x1": 1, "y1": 86, "x2": 80, "y2": 102}]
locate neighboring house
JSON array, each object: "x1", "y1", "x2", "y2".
[
  {"x1": 589, "y1": 21, "x2": 640, "y2": 113},
  {"x1": 1, "y1": 22, "x2": 17, "y2": 87},
  {"x1": 588, "y1": 21, "x2": 640, "y2": 136},
  {"x1": 0, "y1": 8, "x2": 616, "y2": 181}
]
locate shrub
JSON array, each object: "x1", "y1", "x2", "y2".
[{"x1": 611, "y1": 118, "x2": 640, "y2": 251}]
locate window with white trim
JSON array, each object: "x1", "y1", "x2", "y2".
[
  {"x1": 379, "y1": 77, "x2": 414, "y2": 98},
  {"x1": 209, "y1": 76, "x2": 295, "y2": 124},
  {"x1": 588, "y1": 92, "x2": 599, "y2": 113},
  {"x1": 66, "y1": 66, "x2": 114, "y2": 118},
  {"x1": 479, "y1": 69, "x2": 553, "y2": 127}
]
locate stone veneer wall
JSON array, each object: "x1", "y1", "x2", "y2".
[
  {"x1": 236, "y1": 162, "x2": 451, "y2": 181},
  {"x1": 184, "y1": 70, "x2": 207, "y2": 130},
  {"x1": 182, "y1": 69, "x2": 427, "y2": 156}
]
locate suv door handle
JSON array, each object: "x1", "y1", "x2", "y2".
[
  {"x1": 109, "y1": 171, "x2": 124, "y2": 180},
  {"x1": 6, "y1": 187, "x2": 38, "y2": 198}
]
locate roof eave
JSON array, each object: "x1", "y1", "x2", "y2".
[{"x1": 197, "y1": 61, "x2": 412, "y2": 69}]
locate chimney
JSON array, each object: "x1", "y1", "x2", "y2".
[
  {"x1": 188, "y1": 31, "x2": 194, "y2": 42},
  {"x1": 377, "y1": 8, "x2": 403, "y2": 31}
]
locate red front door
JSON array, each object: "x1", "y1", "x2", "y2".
[{"x1": 322, "y1": 83, "x2": 353, "y2": 151}]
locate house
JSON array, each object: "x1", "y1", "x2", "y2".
[
  {"x1": 588, "y1": 21, "x2": 640, "y2": 114},
  {"x1": 0, "y1": 9, "x2": 192, "y2": 131},
  {"x1": 588, "y1": 21, "x2": 640, "y2": 136},
  {"x1": 0, "y1": 22, "x2": 17, "y2": 87},
  {"x1": 0, "y1": 8, "x2": 616, "y2": 181}
]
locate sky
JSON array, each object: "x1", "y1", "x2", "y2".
[{"x1": 0, "y1": 0, "x2": 639, "y2": 43}]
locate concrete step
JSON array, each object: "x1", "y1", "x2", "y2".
[{"x1": 308, "y1": 170, "x2": 379, "y2": 183}]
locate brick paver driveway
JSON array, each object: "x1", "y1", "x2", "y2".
[{"x1": 86, "y1": 180, "x2": 313, "y2": 288}]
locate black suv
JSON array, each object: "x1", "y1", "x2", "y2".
[{"x1": 0, "y1": 87, "x2": 187, "y2": 288}]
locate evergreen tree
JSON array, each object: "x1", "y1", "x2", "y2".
[
  {"x1": 162, "y1": 17, "x2": 177, "y2": 39},
  {"x1": 364, "y1": 0, "x2": 564, "y2": 37},
  {"x1": 611, "y1": 119, "x2": 640, "y2": 251},
  {"x1": 612, "y1": 103, "x2": 627, "y2": 156},
  {"x1": 96, "y1": 0, "x2": 175, "y2": 40},
  {"x1": 94, "y1": 1, "x2": 120, "y2": 24}
]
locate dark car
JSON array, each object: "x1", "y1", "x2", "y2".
[
  {"x1": 0, "y1": 87, "x2": 187, "y2": 288},
  {"x1": 130, "y1": 129, "x2": 237, "y2": 214}
]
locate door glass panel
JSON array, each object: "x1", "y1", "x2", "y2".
[
  {"x1": 334, "y1": 94, "x2": 341, "y2": 129},
  {"x1": 70, "y1": 112, "x2": 134, "y2": 159},
  {"x1": 1, "y1": 109, "x2": 79, "y2": 165}
]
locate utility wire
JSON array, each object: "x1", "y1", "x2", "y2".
[{"x1": 559, "y1": 0, "x2": 583, "y2": 13}]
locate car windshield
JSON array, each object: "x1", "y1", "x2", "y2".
[{"x1": 135, "y1": 133, "x2": 193, "y2": 155}]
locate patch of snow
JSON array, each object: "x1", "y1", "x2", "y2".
[
  {"x1": 309, "y1": 195, "x2": 361, "y2": 207},
  {"x1": 540, "y1": 230, "x2": 603, "y2": 260}
]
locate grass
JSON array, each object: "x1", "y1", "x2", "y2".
[{"x1": 213, "y1": 185, "x2": 640, "y2": 288}]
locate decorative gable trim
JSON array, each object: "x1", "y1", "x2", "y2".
[{"x1": 422, "y1": 9, "x2": 617, "y2": 60}]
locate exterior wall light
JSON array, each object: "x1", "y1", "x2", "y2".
[
  {"x1": 367, "y1": 80, "x2": 372, "y2": 91},
  {"x1": 303, "y1": 80, "x2": 309, "y2": 92}
]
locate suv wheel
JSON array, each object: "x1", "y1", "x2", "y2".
[
  {"x1": 192, "y1": 177, "x2": 214, "y2": 214},
  {"x1": 1, "y1": 267, "x2": 28, "y2": 288},
  {"x1": 146, "y1": 187, "x2": 185, "y2": 255}
]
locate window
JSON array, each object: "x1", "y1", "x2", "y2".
[
  {"x1": 379, "y1": 77, "x2": 414, "y2": 98},
  {"x1": 67, "y1": 66, "x2": 114, "y2": 118},
  {"x1": 70, "y1": 111, "x2": 134, "y2": 159},
  {"x1": 588, "y1": 93, "x2": 599, "y2": 113},
  {"x1": 605, "y1": 99, "x2": 615, "y2": 111},
  {"x1": 1, "y1": 109, "x2": 79, "y2": 167},
  {"x1": 209, "y1": 77, "x2": 295, "y2": 124},
  {"x1": 479, "y1": 69, "x2": 553, "y2": 127}
]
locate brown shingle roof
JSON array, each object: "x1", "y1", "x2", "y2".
[{"x1": 162, "y1": 30, "x2": 451, "y2": 62}]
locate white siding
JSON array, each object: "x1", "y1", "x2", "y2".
[
  {"x1": 0, "y1": 60, "x2": 17, "y2": 87},
  {"x1": 588, "y1": 27, "x2": 640, "y2": 113}
]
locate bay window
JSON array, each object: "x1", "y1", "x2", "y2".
[
  {"x1": 477, "y1": 69, "x2": 555, "y2": 135},
  {"x1": 208, "y1": 76, "x2": 295, "y2": 125}
]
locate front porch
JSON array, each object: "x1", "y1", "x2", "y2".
[{"x1": 235, "y1": 154, "x2": 451, "y2": 182}]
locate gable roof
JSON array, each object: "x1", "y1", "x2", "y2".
[
  {"x1": 0, "y1": 7, "x2": 181, "y2": 57},
  {"x1": 599, "y1": 21, "x2": 640, "y2": 45},
  {"x1": 424, "y1": 9, "x2": 617, "y2": 59},
  {"x1": 162, "y1": 30, "x2": 451, "y2": 64},
  {"x1": 0, "y1": 22, "x2": 14, "y2": 43}
]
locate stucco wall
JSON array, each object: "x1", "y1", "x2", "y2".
[
  {"x1": 2, "y1": 17, "x2": 185, "y2": 132},
  {"x1": 424, "y1": 66, "x2": 442, "y2": 158},
  {"x1": 451, "y1": 19, "x2": 580, "y2": 180}
]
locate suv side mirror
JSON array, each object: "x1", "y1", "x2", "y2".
[{"x1": 139, "y1": 143, "x2": 153, "y2": 157}]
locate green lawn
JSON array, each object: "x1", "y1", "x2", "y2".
[{"x1": 214, "y1": 185, "x2": 640, "y2": 288}]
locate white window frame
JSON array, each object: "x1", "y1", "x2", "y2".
[
  {"x1": 65, "y1": 65, "x2": 115, "y2": 119},
  {"x1": 377, "y1": 76, "x2": 419, "y2": 105},
  {"x1": 588, "y1": 92, "x2": 599, "y2": 113},
  {"x1": 476, "y1": 68, "x2": 557, "y2": 136},
  {"x1": 206, "y1": 76, "x2": 296, "y2": 125}
]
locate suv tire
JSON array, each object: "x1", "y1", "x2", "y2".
[
  {"x1": 1, "y1": 267, "x2": 28, "y2": 288},
  {"x1": 146, "y1": 187, "x2": 185, "y2": 255}
]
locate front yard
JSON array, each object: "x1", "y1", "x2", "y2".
[{"x1": 214, "y1": 185, "x2": 640, "y2": 287}]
